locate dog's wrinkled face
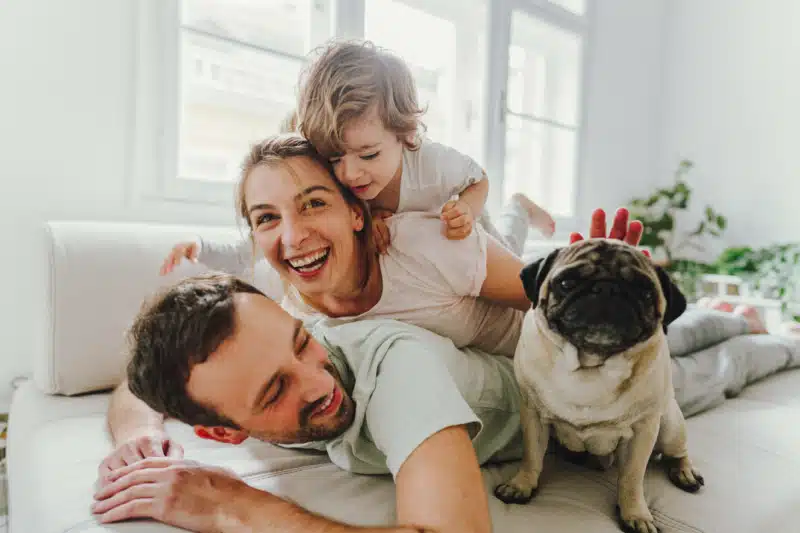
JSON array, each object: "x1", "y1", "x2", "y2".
[{"x1": 521, "y1": 239, "x2": 686, "y2": 357}]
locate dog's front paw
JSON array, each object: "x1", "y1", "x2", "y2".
[
  {"x1": 664, "y1": 456, "x2": 704, "y2": 493},
  {"x1": 615, "y1": 504, "x2": 659, "y2": 533},
  {"x1": 494, "y1": 471, "x2": 539, "y2": 504}
]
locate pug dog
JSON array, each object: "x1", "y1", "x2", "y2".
[{"x1": 495, "y1": 238, "x2": 704, "y2": 533}]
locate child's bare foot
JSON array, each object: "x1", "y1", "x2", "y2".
[
  {"x1": 732, "y1": 304, "x2": 768, "y2": 334},
  {"x1": 700, "y1": 297, "x2": 734, "y2": 312},
  {"x1": 511, "y1": 193, "x2": 556, "y2": 237}
]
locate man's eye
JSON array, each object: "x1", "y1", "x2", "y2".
[
  {"x1": 265, "y1": 379, "x2": 284, "y2": 407},
  {"x1": 329, "y1": 158, "x2": 341, "y2": 165},
  {"x1": 361, "y1": 152, "x2": 379, "y2": 161}
]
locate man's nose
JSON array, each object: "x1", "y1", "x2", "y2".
[{"x1": 299, "y1": 367, "x2": 332, "y2": 404}]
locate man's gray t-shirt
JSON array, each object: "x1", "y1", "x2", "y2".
[{"x1": 289, "y1": 318, "x2": 524, "y2": 478}]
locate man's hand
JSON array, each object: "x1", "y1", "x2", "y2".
[
  {"x1": 570, "y1": 208, "x2": 650, "y2": 257},
  {"x1": 440, "y1": 199, "x2": 474, "y2": 240},
  {"x1": 97, "y1": 430, "x2": 184, "y2": 486},
  {"x1": 93, "y1": 457, "x2": 247, "y2": 532},
  {"x1": 372, "y1": 208, "x2": 393, "y2": 254}
]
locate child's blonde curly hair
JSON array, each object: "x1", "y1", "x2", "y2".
[{"x1": 297, "y1": 39, "x2": 426, "y2": 158}]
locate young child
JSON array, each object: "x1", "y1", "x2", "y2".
[{"x1": 295, "y1": 39, "x2": 555, "y2": 253}]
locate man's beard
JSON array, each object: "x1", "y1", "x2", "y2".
[{"x1": 253, "y1": 363, "x2": 356, "y2": 445}]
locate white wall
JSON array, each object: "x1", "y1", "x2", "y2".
[
  {"x1": 0, "y1": 0, "x2": 668, "y2": 408},
  {"x1": 0, "y1": 0, "x2": 235, "y2": 409},
  {"x1": 578, "y1": 0, "x2": 667, "y2": 224},
  {"x1": 658, "y1": 0, "x2": 800, "y2": 253}
]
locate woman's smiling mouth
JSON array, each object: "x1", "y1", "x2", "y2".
[{"x1": 286, "y1": 248, "x2": 330, "y2": 278}]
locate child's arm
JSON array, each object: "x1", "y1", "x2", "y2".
[
  {"x1": 160, "y1": 236, "x2": 254, "y2": 277},
  {"x1": 441, "y1": 175, "x2": 489, "y2": 240}
]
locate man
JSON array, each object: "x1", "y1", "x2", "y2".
[{"x1": 94, "y1": 272, "x2": 523, "y2": 533}]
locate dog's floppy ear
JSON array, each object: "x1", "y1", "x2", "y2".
[
  {"x1": 520, "y1": 248, "x2": 561, "y2": 308},
  {"x1": 654, "y1": 265, "x2": 687, "y2": 332}
]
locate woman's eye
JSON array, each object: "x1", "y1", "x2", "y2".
[
  {"x1": 360, "y1": 152, "x2": 379, "y2": 161},
  {"x1": 256, "y1": 213, "x2": 278, "y2": 226},
  {"x1": 329, "y1": 158, "x2": 341, "y2": 165},
  {"x1": 302, "y1": 199, "x2": 326, "y2": 210}
]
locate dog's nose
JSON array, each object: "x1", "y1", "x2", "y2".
[{"x1": 591, "y1": 281, "x2": 620, "y2": 296}]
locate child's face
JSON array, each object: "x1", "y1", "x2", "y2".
[{"x1": 329, "y1": 106, "x2": 406, "y2": 201}]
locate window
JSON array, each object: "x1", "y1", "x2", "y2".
[
  {"x1": 145, "y1": 0, "x2": 592, "y2": 230},
  {"x1": 502, "y1": 10, "x2": 583, "y2": 217},
  {"x1": 364, "y1": 0, "x2": 487, "y2": 165},
  {"x1": 178, "y1": 0, "x2": 333, "y2": 183}
]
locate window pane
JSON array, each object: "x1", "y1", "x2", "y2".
[
  {"x1": 507, "y1": 10, "x2": 582, "y2": 127},
  {"x1": 182, "y1": 0, "x2": 321, "y2": 58},
  {"x1": 550, "y1": 0, "x2": 586, "y2": 16},
  {"x1": 503, "y1": 116, "x2": 576, "y2": 217},
  {"x1": 178, "y1": 0, "x2": 332, "y2": 182},
  {"x1": 365, "y1": 0, "x2": 487, "y2": 166}
]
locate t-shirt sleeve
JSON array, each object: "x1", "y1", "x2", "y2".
[
  {"x1": 388, "y1": 213, "x2": 489, "y2": 297},
  {"x1": 364, "y1": 331, "x2": 481, "y2": 477},
  {"x1": 423, "y1": 141, "x2": 487, "y2": 201}
]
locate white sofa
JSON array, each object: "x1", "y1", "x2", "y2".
[{"x1": 7, "y1": 220, "x2": 800, "y2": 533}]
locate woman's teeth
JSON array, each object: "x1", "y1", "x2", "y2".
[{"x1": 287, "y1": 249, "x2": 329, "y2": 272}]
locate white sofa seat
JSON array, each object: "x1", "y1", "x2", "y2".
[{"x1": 7, "y1": 220, "x2": 800, "y2": 533}]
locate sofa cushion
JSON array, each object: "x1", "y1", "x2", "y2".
[
  {"x1": 35, "y1": 221, "x2": 275, "y2": 396},
  {"x1": 9, "y1": 370, "x2": 800, "y2": 533}
]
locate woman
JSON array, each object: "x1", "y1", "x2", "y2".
[{"x1": 162, "y1": 135, "x2": 643, "y2": 358}]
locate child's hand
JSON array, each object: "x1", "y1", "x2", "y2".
[
  {"x1": 160, "y1": 241, "x2": 199, "y2": 275},
  {"x1": 441, "y1": 200, "x2": 474, "y2": 240},
  {"x1": 371, "y1": 209, "x2": 393, "y2": 254}
]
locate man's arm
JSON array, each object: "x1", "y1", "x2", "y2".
[
  {"x1": 93, "y1": 431, "x2": 487, "y2": 533},
  {"x1": 97, "y1": 380, "x2": 182, "y2": 479}
]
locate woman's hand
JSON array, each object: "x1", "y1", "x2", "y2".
[{"x1": 570, "y1": 208, "x2": 649, "y2": 257}]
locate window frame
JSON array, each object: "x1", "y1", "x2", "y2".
[{"x1": 134, "y1": 0, "x2": 593, "y2": 232}]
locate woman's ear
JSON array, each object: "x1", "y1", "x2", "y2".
[{"x1": 351, "y1": 205, "x2": 365, "y2": 232}]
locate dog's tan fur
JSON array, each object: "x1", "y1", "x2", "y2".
[{"x1": 495, "y1": 240, "x2": 704, "y2": 533}]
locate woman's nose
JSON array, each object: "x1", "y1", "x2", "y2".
[{"x1": 281, "y1": 215, "x2": 310, "y2": 248}]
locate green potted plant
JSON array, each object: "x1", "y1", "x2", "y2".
[{"x1": 628, "y1": 159, "x2": 727, "y2": 299}]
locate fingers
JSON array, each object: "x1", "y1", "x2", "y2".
[
  {"x1": 441, "y1": 201, "x2": 467, "y2": 221},
  {"x1": 569, "y1": 232, "x2": 584, "y2": 244},
  {"x1": 589, "y1": 209, "x2": 607, "y2": 238},
  {"x1": 444, "y1": 221, "x2": 473, "y2": 240},
  {"x1": 608, "y1": 208, "x2": 630, "y2": 240},
  {"x1": 166, "y1": 440, "x2": 185, "y2": 459},
  {"x1": 139, "y1": 437, "x2": 166, "y2": 459},
  {"x1": 372, "y1": 219, "x2": 391, "y2": 253},
  {"x1": 93, "y1": 480, "x2": 158, "y2": 515},
  {"x1": 160, "y1": 242, "x2": 197, "y2": 276},
  {"x1": 446, "y1": 214, "x2": 470, "y2": 229},
  {"x1": 95, "y1": 497, "x2": 153, "y2": 524},
  {"x1": 104, "y1": 457, "x2": 178, "y2": 485},
  {"x1": 121, "y1": 445, "x2": 145, "y2": 466},
  {"x1": 95, "y1": 465, "x2": 163, "y2": 501},
  {"x1": 625, "y1": 219, "x2": 643, "y2": 246}
]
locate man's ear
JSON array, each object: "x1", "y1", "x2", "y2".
[
  {"x1": 654, "y1": 265, "x2": 687, "y2": 332},
  {"x1": 520, "y1": 249, "x2": 561, "y2": 308},
  {"x1": 194, "y1": 426, "x2": 248, "y2": 445}
]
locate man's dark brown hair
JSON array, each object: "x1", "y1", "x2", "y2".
[{"x1": 126, "y1": 272, "x2": 264, "y2": 428}]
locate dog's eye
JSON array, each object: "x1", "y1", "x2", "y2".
[{"x1": 558, "y1": 279, "x2": 578, "y2": 291}]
